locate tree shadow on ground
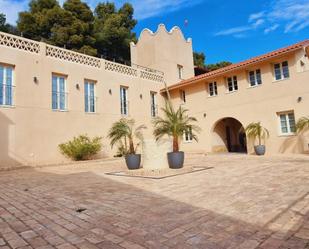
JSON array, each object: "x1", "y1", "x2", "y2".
[{"x1": 0, "y1": 168, "x2": 308, "y2": 249}]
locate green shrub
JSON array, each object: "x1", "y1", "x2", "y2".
[{"x1": 59, "y1": 135, "x2": 102, "y2": 161}]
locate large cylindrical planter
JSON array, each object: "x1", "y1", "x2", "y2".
[
  {"x1": 143, "y1": 139, "x2": 171, "y2": 170},
  {"x1": 167, "y1": 151, "x2": 184, "y2": 169},
  {"x1": 125, "y1": 154, "x2": 141, "y2": 170},
  {"x1": 254, "y1": 145, "x2": 266, "y2": 156}
]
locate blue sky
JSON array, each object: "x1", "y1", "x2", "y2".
[{"x1": 2, "y1": 0, "x2": 309, "y2": 63}]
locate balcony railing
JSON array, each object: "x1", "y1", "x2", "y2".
[
  {"x1": 151, "y1": 104, "x2": 158, "y2": 117},
  {"x1": 85, "y1": 96, "x2": 98, "y2": 113},
  {"x1": 0, "y1": 31, "x2": 165, "y2": 83},
  {"x1": 0, "y1": 84, "x2": 15, "y2": 107},
  {"x1": 121, "y1": 101, "x2": 129, "y2": 116},
  {"x1": 52, "y1": 91, "x2": 68, "y2": 111}
]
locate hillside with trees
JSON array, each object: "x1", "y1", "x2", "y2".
[
  {"x1": 194, "y1": 51, "x2": 232, "y2": 73},
  {"x1": 1, "y1": 1, "x2": 231, "y2": 69},
  {"x1": 1, "y1": 0, "x2": 136, "y2": 63}
]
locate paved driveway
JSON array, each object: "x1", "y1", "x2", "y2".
[{"x1": 0, "y1": 154, "x2": 308, "y2": 249}]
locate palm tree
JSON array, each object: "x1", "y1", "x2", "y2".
[
  {"x1": 296, "y1": 116, "x2": 309, "y2": 133},
  {"x1": 245, "y1": 122, "x2": 269, "y2": 146},
  {"x1": 153, "y1": 101, "x2": 200, "y2": 152},
  {"x1": 108, "y1": 118, "x2": 146, "y2": 155}
]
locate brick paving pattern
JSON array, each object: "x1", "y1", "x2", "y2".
[{"x1": 0, "y1": 154, "x2": 308, "y2": 248}]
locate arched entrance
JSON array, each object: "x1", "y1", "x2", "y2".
[{"x1": 212, "y1": 117, "x2": 247, "y2": 153}]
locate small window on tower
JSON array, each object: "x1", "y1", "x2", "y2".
[{"x1": 177, "y1": 65, "x2": 183, "y2": 79}]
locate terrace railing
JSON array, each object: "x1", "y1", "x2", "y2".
[
  {"x1": 46, "y1": 45, "x2": 101, "y2": 68},
  {"x1": 0, "y1": 32, "x2": 40, "y2": 54},
  {"x1": 0, "y1": 31, "x2": 165, "y2": 83}
]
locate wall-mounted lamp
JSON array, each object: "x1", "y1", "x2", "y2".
[
  {"x1": 140, "y1": 94, "x2": 143, "y2": 99},
  {"x1": 76, "y1": 84, "x2": 80, "y2": 90},
  {"x1": 33, "y1": 77, "x2": 38, "y2": 84},
  {"x1": 109, "y1": 89, "x2": 112, "y2": 95},
  {"x1": 297, "y1": 96, "x2": 302, "y2": 103}
]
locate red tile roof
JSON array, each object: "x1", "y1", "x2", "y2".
[{"x1": 162, "y1": 39, "x2": 309, "y2": 92}]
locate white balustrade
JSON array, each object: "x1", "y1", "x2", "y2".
[{"x1": 0, "y1": 32, "x2": 164, "y2": 82}]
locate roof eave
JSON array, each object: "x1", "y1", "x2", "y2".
[{"x1": 161, "y1": 45, "x2": 305, "y2": 93}]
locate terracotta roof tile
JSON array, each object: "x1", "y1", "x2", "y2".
[{"x1": 162, "y1": 39, "x2": 309, "y2": 92}]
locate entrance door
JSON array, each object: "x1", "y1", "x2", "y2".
[{"x1": 226, "y1": 126, "x2": 232, "y2": 152}]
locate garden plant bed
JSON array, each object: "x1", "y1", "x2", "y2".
[{"x1": 105, "y1": 166, "x2": 213, "y2": 179}]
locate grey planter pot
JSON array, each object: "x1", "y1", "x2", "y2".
[
  {"x1": 254, "y1": 145, "x2": 266, "y2": 156},
  {"x1": 125, "y1": 154, "x2": 141, "y2": 170},
  {"x1": 167, "y1": 151, "x2": 184, "y2": 169}
]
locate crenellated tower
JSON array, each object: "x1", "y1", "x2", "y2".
[{"x1": 130, "y1": 24, "x2": 195, "y2": 86}]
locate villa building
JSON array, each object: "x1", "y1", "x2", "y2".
[{"x1": 0, "y1": 24, "x2": 308, "y2": 169}]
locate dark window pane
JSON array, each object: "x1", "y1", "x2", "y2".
[
  {"x1": 274, "y1": 63, "x2": 282, "y2": 80},
  {"x1": 249, "y1": 71, "x2": 256, "y2": 86},
  {"x1": 256, "y1": 69, "x2": 262, "y2": 84},
  {"x1": 282, "y1": 61, "x2": 289, "y2": 78}
]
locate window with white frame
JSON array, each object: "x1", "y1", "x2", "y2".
[
  {"x1": 227, "y1": 76, "x2": 238, "y2": 92},
  {"x1": 183, "y1": 126, "x2": 193, "y2": 142},
  {"x1": 84, "y1": 80, "x2": 96, "y2": 113},
  {"x1": 278, "y1": 111, "x2": 296, "y2": 135},
  {"x1": 150, "y1": 92, "x2": 157, "y2": 117},
  {"x1": 249, "y1": 69, "x2": 262, "y2": 86},
  {"x1": 274, "y1": 61, "x2": 290, "y2": 81},
  {"x1": 177, "y1": 65, "x2": 183, "y2": 79},
  {"x1": 180, "y1": 89, "x2": 186, "y2": 103},
  {"x1": 120, "y1": 86, "x2": 129, "y2": 115},
  {"x1": 208, "y1": 82, "x2": 218, "y2": 96},
  {"x1": 0, "y1": 65, "x2": 14, "y2": 107},
  {"x1": 52, "y1": 74, "x2": 67, "y2": 111}
]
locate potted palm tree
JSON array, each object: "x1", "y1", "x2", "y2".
[
  {"x1": 108, "y1": 118, "x2": 146, "y2": 170},
  {"x1": 245, "y1": 122, "x2": 269, "y2": 156},
  {"x1": 153, "y1": 101, "x2": 200, "y2": 169}
]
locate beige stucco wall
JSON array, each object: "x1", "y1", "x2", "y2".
[
  {"x1": 0, "y1": 33, "x2": 166, "y2": 169},
  {"x1": 0, "y1": 29, "x2": 308, "y2": 169},
  {"x1": 130, "y1": 24, "x2": 195, "y2": 86},
  {"x1": 169, "y1": 50, "x2": 309, "y2": 155}
]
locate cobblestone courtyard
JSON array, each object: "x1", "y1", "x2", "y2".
[{"x1": 0, "y1": 154, "x2": 308, "y2": 249}]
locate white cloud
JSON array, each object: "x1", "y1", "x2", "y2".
[
  {"x1": 269, "y1": 0, "x2": 309, "y2": 33},
  {"x1": 214, "y1": 26, "x2": 251, "y2": 36},
  {"x1": 214, "y1": 0, "x2": 309, "y2": 37},
  {"x1": 264, "y1": 24, "x2": 279, "y2": 34},
  {"x1": 215, "y1": 18, "x2": 265, "y2": 37},
  {"x1": 248, "y1": 11, "x2": 265, "y2": 22},
  {"x1": 115, "y1": 0, "x2": 203, "y2": 20}
]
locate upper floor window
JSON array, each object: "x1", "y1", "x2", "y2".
[
  {"x1": 84, "y1": 80, "x2": 96, "y2": 113},
  {"x1": 0, "y1": 65, "x2": 14, "y2": 106},
  {"x1": 249, "y1": 69, "x2": 262, "y2": 86},
  {"x1": 183, "y1": 126, "x2": 193, "y2": 142},
  {"x1": 177, "y1": 65, "x2": 183, "y2": 79},
  {"x1": 227, "y1": 76, "x2": 238, "y2": 92},
  {"x1": 150, "y1": 92, "x2": 157, "y2": 117},
  {"x1": 274, "y1": 61, "x2": 289, "y2": 81},
  {"x1": 208, "y1": 82, "x2": 218, "y2": 96},
  {"x1": 180, "y1": 90, "x2": 186, "y2": 103},
  {"x1": 278, "y1": 111, "x2": 296, "y2": 135},
  {"x1": 120, "y1": 86, "x2": 129, "y2": 115},
  {"x1": 52, "y1": 74, "x2": 67, "y2": 111}
]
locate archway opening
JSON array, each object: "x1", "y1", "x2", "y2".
[{"x1": 212, "y1": 117, "x2": 247, "y2": 153}]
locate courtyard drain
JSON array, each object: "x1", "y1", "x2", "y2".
[{"x1": 76, "y1": 208, "x2": 87, "y2": 213}]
